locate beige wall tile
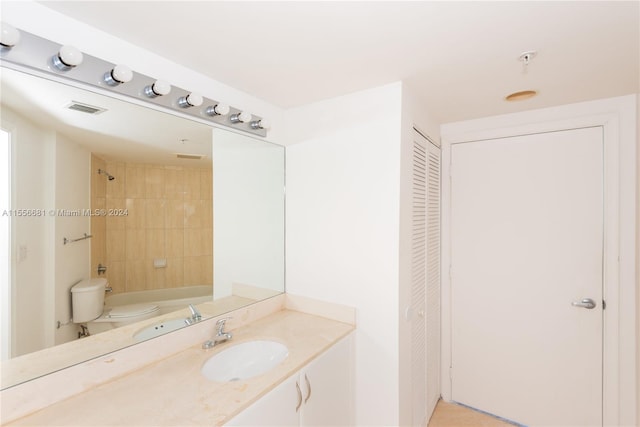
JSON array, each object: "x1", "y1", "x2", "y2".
[
  {"x1": 97, "y1": 160, "x2": 217, "y2": 293},
  {"x1": 203, "y1": 255, "x2": 213, "y2": 285},
  {"x1": 184, "y1": 201, "x2": 200, "y2": 229},
  {"x1": 184, "y1": 256, "x2": 212, "y2": 286},
  {"x1": 200, "y1": 169, "x2": 212, "y2": 200},
  {"x1": 91, "y1": 211, "x2": 106, "y2": 277},
  {"x1": 165, "y1": 200, "x2": 185, "y2": 229},
  {"x1": 125, "y1": 229, "x2": 146, "y2": 261},
  {"x1": 184, "y1": 229, "x2": 206, "y2": 257},
  {"x1": 183, "y1": 257, "x2": 201, "y2": 286},
  {"x1": 183, "y1": 168, "x2": 201, "y2": 200},
  {"x1": 107, "y1": 261, "x2": 126, "y2": 294},
  {"x1": 92, "y1": 197, "x2": 106, "y2": 210},
  {"x1": 165, "y1": 229, "x2": 184, "y2": 259},
  {"x1": 125, "y1": 198, "x2": 146, "y2": 230},
  {"x1": 203, "y1": 200, "x2": 213, "y2": 229},
  {"x1": 185, "y1": 200, "x2": 213, "y2": 229},
  {"x1": 125, "y1": 260, "x2": 147, "y2": 292},
  {"x1": 125, "y1": 164, "x2": 146, "y2": 198},
  {"x1": 105, "y1": 162, "x2": 125, "y2": 198},
  {"x1": 145, "y1": 166, "x2": 165, "y2": 199},
  {"x1": 164, "y1": 167, "x2": 184, "y2": 200},
  {"x1": 165, "y1": 258, "x2": 184, "y2": 287},
  {"x1": 146, "y1": 263, "x2": 166, "y2": 290},
  {"x1": 145, "y1": 199, "x2": 166, "y2": 229},
  {"x1": 202, "y1": 228, "x2": 213, "y2": 256},
  {"x1": 145, "y1": 229, "x2": 165, "y2": 260},
  {"x1": 91, "y1": 155, "x2": 106, "y2": 199},
  {"x1": 106, "y1": 198, "x2": 126, "y2": 230},
  {"x1": 106, "y1": 229, "x2": 125, "y2": 262},
  {"x1": 91, "y1": 197, "x2": 106, "y2": 274},
  {"x1": 91, "y1": 251, "x2": 104, "y2": 279}
]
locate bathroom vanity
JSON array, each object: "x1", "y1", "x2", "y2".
[
  {"x1": 225, "y1": 333, "x2": 353, "y2": 426},
  {"x1": 2, "y1": 295, "x2": 355, "y2": 426}
]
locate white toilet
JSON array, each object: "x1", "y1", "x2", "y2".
[{"x1": 71, "y1": 278, "x2": 160, "y2": 334}]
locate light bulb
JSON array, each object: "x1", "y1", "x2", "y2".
[
  {"x1": 104, "y1": 64, "x2": 133, "y2": 86},
  {"x1": 52, "y1": 45, "x2": 83, "y2": 71},
  {"x1": 144, "y1": 80, "x2": 171, "y2": 98},
  {"x1": 205, "y1": 104, "x2": 230, "y2": 116},
  {"x1": 250, "y1": 119, "x2": 271, "y2": 131},
  {"x1": 0, "y1": 22, "x2": 20, "y2": 48},
  {"x1": 230, "y1": 111, "x2": 252, "y2": 124},
  {"x1": 178, "y1": 92, "x2": 203, "y2": 108}
]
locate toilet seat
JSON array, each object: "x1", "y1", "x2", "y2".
[
  {"x1": 107, "y1": 303, "x2": 159, "y2": 318},
  {"x1": 92, "y1": 303, "x2": 159, "y2": 322}
]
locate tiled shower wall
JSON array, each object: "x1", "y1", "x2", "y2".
[{"x1": 91, "y1": 155, "x2": 213, "y2": 294}]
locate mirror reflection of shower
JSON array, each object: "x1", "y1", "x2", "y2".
[{"x1": 97, "y1": 168, "x2": 115, "y2": 181}]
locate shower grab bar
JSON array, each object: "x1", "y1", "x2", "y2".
[{"x1": 63, "y1": 233, "x2": 93, "y2": 245}]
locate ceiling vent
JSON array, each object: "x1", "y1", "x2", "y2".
[
  {"x1": 65, "y1": 101, "x2": 107, "y2": 115},
  {"x1": 175, "y1": 153, "x2": 206, "y2": 160}
]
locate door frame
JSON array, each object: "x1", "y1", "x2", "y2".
[{"x1": 440, "y1": 95, "x2": 637, "y2": 426}]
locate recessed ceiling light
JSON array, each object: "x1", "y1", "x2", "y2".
[{"x1": 505, "y1": 90, "x2": 538, "y2": 102}]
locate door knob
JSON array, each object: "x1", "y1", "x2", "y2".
[{"x1": 571, "y1": 298, "x2": 596, "y2": 309}]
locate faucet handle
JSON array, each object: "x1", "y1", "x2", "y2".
[
  {"x1": 215, "y1": 317, "x2": 232, "y2": 333},
  {"x1": 188, "y1": 304, "x2": 202, "y2": 322}
]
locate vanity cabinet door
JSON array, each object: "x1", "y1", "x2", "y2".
[
  {"x1": 299, "y1": 334, "x2": 354, "y2": 426},
  {"x1": 224, "y1": 374, "x2": 299, "y2": 426},
  {"x1": 224, "y1": 333, "x2": 354, "y2": 427}
]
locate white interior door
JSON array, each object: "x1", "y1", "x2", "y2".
[{"x1": 450, "y1": 127, "x2": 603, "y2": 426}]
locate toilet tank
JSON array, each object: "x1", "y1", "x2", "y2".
[{"x1": 71, "y1": 278, "x2": 107, "y2": 323}]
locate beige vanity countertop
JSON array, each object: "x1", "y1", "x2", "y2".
[{"x1": 9, "y1": 309, "x2": 355, "y2": 426}]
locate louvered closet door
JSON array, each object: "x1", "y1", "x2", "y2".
[
  {"x1": 411, "y1": 129, "x2": 441, "y2": 427},
  {"x1": 425, "y1": 136, "x2": 441, "y2": 419}
]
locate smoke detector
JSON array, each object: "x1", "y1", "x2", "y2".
[{"x1": 518, "y1": 51, "x2": 537, "y2": 67}]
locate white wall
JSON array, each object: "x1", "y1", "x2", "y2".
[
  {"x1": 1, "y1": 107, "x2": 93, "y2": 354},
  {"x1": 53, "y1": 134, "x2": 91, "y2": 346},
  {"x1": 213, "y1": 129, "x2": 285, "y2": 299},
  {"x1": 285, "y1": 82, "x2": 403, "y2": 425},
  {"x1": 1, "y1": 107, "x2": 54, "y2": 356},
  {"x1": 0, "y1": 0, "x2": 285, "y2": 146},
  {"x1": 0, "y1": 128, "x2": 10, "y2": 360}
]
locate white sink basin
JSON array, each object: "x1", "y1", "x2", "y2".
[
  {"x1": 201, "y1": 340, "x2": 289, "y2": 382},
  {"x1": 133, "y1": 318, "x2": 190, "y2": 342}
]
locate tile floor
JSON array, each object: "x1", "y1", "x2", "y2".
[{"x1": 428, "y1": 400, "x2": 516, "y2": 427}]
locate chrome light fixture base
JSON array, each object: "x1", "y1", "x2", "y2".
[{"x1": 0, "y1": 25, "x2": 268, "y2": 137}]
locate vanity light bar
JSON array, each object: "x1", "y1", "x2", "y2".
[{"x1": 0, "y1": 25, "x2": 268, "y2": 137}]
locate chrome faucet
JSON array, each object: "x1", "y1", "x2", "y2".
[
  {"x1": 202, "y1": 317, "x2": 233, "y2": 349},
  {"x1": 186, "y1": 304, "x2": 202, "y2": 325}
]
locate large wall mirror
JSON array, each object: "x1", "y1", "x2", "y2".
[{"x1": 0, "y1": 66, "x2": 285, "y2": 389}]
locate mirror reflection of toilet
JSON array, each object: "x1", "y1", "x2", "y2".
[{"x1": 71, "y1": 278, "x2": 159, "y2": 335}]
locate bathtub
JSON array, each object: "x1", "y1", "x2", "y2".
[{"x1": 105, "y1": 285, "x2": 213, "y2": 315}]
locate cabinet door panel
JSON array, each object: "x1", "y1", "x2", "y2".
[
  {"x1": 300, "y1": 335, "x2": 353, "y2": 426},
  {"x1": 225, "y1": 374, "x2": 299, "y2": 426}
]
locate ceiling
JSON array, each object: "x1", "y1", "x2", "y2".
[
  {"x1": 1, "y1": 67, "x2": 213, "y2": 166},
  {"x1": 40, "y1": 1, "x2": 639, "y2": 124}
]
